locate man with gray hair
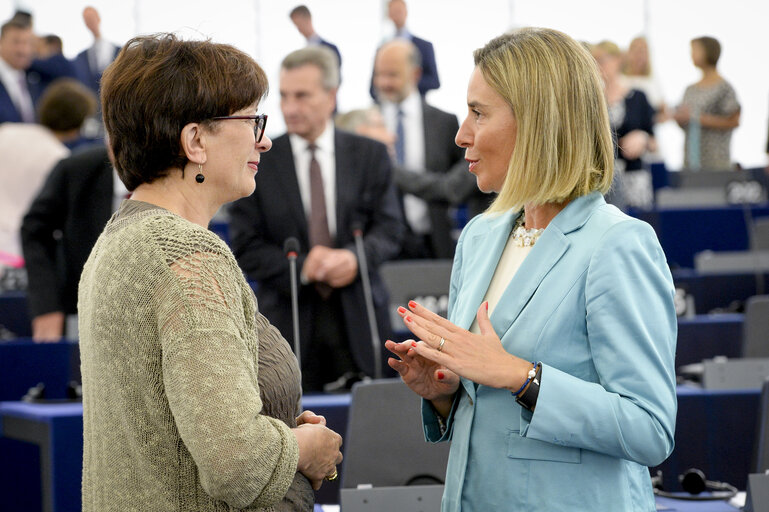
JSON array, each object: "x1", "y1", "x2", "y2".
[
  {"x1": 374, "y1": 39, "x2": 489, "y2": 259},
  {"x1": 230, "y1": 46, "x2": 404, "y2": 392}
]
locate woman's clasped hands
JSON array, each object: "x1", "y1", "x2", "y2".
[{"x1": 292, "y1": 410, "x2": 343, "y2": 490}]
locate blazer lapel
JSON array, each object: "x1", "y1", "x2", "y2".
[
  {"x1": 490, "y1": 192, "x2": 605, "y2": 346},
  {"x1": 453, "y1": 210, "x2": 519, "y2": 332}
]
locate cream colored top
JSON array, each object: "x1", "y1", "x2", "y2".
[{"x1": 470, "y1": 235, "x2": 532, "y2": 334}]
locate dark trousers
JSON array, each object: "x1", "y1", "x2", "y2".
[{"x1": 302, "y1": 290, "x2": 359, "y2": 392}]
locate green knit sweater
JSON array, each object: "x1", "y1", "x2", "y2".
[{"x1": 79, "y1": 200, "x2": 312, "y2": 511}]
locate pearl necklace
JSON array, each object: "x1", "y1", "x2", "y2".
[{"x1": 511, "y1": 214, "x2": 545, "y2": 247}]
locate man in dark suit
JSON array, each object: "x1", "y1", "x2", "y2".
[
  {"x1": 20, "y1": 145, "x2": 117, "y2": 341},
  {"x1": 385, "y1": 0, "x2": 439, "y2": 96},
  {"x1": 73, "y1": 7, "x2": 119, "y2": 95},
  {"x1": 229, "y1": 47, "x2": 403, "y2": 392},
  {"x1": 0, "y1": 18, "x2": 40, "y2": 123},
  {"x1": 373, "y1": 39, "x2": 487, "y2": 259},
  {"x1": 289, "y1": 5, "x2": 342, "y2": 70}
]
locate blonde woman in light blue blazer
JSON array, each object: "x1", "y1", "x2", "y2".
[{"x1": 386, "y1": 28, "x2": 677, "y2": 511}]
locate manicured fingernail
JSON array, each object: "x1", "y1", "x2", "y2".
[
  {"x1": 405, "y1": 316, "x2": 412, "y2": 323},
  {"x1": 408, "y1": 300, "x2": 417, "y2": 309},
  {"x1": 437, "y1": 371, "x2": 445, "y2": 380},
  {"x1": 485, "y1": 301, "x2": 489, "y2": 311},
  {"x1": 411, "y1": 341, "x2": 417, "y2": 347},
  {"x1": 397, "y1": 306, "x2": 406, "y2": 314}
]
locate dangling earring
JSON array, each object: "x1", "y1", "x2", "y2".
[{"x1": 195, "y1": 163, "x2": 205, "y2": 184}]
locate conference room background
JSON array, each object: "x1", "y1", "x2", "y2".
[{"x1": 3, "y1": 0, "x2": 767, "y2": 171}]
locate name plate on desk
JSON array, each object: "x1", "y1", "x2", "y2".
[
  {"x1": 340, "y1": 485, "x2": 443, "y2": 512},
  {"x1": 703, "y1": 358, "x2": 769, "y2": 389},
  {"x1": 744, "y1": 473, "x2": 769, "y2": 512}
]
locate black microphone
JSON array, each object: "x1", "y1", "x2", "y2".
[
  {"x1": 351, "y1": 221, "x2": 382, "y2": 379},
  {"x1": 284, "y1": 237, "x2": 302, "y2": 373}
]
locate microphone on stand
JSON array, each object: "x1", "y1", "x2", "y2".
[
  {"x1": 351, "y1": 222, "x2": 382, "y2": 379},
  {"x1": 284, "y1": 237, "x2": 302, "y2": 373}
]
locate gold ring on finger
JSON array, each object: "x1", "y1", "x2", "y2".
[
  {"x1": 438, "y1": 337, "x2": 446, "y2": 352},
  {"x1": 325, "y1": 469, "x2": 338, "y2": 481}
]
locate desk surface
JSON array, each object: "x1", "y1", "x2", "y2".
[{"x1": 0, "y1": 401, "x2": 83, "y2": 421}]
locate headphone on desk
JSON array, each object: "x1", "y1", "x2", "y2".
[{"x1": 652, "y1": 468, "x2": 738, "y2": 501}]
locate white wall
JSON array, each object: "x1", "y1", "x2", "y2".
[{"x1": 4, "y1": 0, "x2": 768, "y2": 169}]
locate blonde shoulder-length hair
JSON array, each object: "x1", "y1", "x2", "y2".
[{"x1": 475, "y1": 28, "x2": 614, "y2": 213}]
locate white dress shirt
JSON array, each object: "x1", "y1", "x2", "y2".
[
  {"x1": 289, "y1": 120, "x2": 337, "y2": 237},
  {"x1": 381, "y1": 90, "x2": 430, "y2": 234},
  {"x1": 90, "y1": 38, "x2": 116, "y2": 73}
]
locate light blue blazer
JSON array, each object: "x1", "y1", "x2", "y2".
[{"x1": 423, "y1": 192, "x2": 677, "y2": 511}]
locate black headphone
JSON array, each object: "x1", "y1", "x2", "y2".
[{"x1": 652, "y1": 469, "x2": 738, "y2": 501}]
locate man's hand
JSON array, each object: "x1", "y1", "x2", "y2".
[
  {"x1": 32, "y1": 311, "x2": 65, "y2": 342},
  {"x1": 302, "y1": 247, "x2": 358, "y2": 288}
]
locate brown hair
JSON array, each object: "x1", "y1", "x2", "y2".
[
  {"x1": 692, "y1": 36, "x2": 721, "y2": 67},
  {"x1": 37, "y1": 78, "x2": 97, "y2": 132},
  {"x1": 100, "y1": 33, "x2": 268, "y2": 191},
  {"x1": 474, "y1": 28, "x2": 614, "y2": 213}
]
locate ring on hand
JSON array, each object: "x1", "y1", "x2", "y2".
[
  {"x1": 325, "y1": 469, "x2": 338, "y2": 482},
  {"x1": 438, "y1": 337, "x2": 446, "y2": 352}
]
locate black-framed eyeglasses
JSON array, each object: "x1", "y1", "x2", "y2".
[{"x1": 211, "y1": 114, "x2": 268, "y2": 142}]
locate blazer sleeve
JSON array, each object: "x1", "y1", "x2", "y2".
[
  {"x1": 20, "y1": 160, "x2": 69, "y2": 317},
  {"x1": 520, "y1": 220, "x2": 677, "y2": 467},
  {"x1": 421, "y1": 215, "x2": 481, "y2": 442}
]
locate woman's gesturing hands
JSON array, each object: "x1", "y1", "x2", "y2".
[{"x1": 388, "y1": 301, "x2": 531, "y2": 395}]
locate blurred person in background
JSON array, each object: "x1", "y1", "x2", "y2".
[
  {"x1": 622, "y1": 36, "x2": 668, "y2": 123},
  {"x1": 674, "y1": 36, "x2": 740, "y2": 171},
  {"x1": 373, "y1": 38, "x2": 482, "y2": 258},
  {"x1": 0, "y1": 78, "x2": 95, "y2": 265},
  {"x1": 592, "y1": 40, "x2": 656, "y2": 208},
  {"x1": 0, "y1": 17, "x2": 38, "y2": 123}
]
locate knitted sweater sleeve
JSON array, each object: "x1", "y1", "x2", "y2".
[{"x1": 154, "y1": 225, "x2": 299, "y2": 509}]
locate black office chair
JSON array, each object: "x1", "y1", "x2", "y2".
[
  {"x1": 743, "y1": 295, "x2": 769, "y2": 358},
  {"x1": 379, "y1": 259, "x2": 452, "y2": 333}
]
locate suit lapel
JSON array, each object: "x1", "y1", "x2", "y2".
[
  {"x1": 333, "y1": 131, "x2": 356, "y2": 242},
  {"x1": 272, "y1": 136, "x2": 308, "y2": 241}
]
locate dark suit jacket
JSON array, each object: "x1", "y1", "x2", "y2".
[
  {"x1": 411, "y1": 35, "x2": 439, "y2": 96},
  {"x1": 394, "y1": 103, "x2": 492, "y2": 250},
  {"x1": 319, "y1": 38, "x2": 342, "y2": 69},
  {"x1": 20, "y1": 145, "x2": 113, "y2": 318},
  {"x1": 0, "y1": 70, "x2": 43, "y2": 123},
  {"x1": 29, "y1": 54, "x2": 78, "y2": 93},
  {"x1": 74, "y1": 44, "x2": 120, "y2": 94},
  {"x1": 229, "y1": 130, "x2": 404, "y2": 376}
]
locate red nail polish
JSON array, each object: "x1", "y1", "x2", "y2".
[
  {"x1": 411, "y1": 341, "x2": 417, "y2": 347},
  {"x1": 405, "y1": 316, "x2": 412, "y2": 323},
  {"x1": 485, "y1": 301, "x2": 489, "y2": 311},
  {"x1": 437, "y1": 371, "x2": 445, "y2": 380},
  {"x1": 408, "y1": 300, "x2": 417, "y2": 309},
  {"x1": 397, "y1": 306, "x2": 406, "y2": 314}
]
